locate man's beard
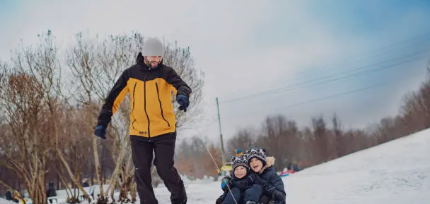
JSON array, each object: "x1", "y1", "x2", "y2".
[
  {"x1": 145, "y1": 59, "x2": 160, "y2": 68},
  {"x1": 149, "y1": 61, "x2": 159, "y2": 68}
]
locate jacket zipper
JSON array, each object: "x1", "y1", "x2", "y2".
[
  {"x1": 143, "y1": 72, "x2": 151, "y2": 138},
  {"x1": 131, "y1": 82, "x2": 137, "y2": 130},
  {"x1": 155, "y1": 82, "x2": 171, "y2": 128}
]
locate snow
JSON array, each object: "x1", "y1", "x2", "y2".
[
  {"x1": 13, "y1": 128, "x2": 430, "y2": 203},
  {"x1": 0, "y1": 198, "x2": 16, "y2": 204},
  {"x1": 284, "y1": 128, "x2": 430, "y2": 204}
]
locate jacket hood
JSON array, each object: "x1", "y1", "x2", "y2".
[{"x1": 258, "y1": 156, "x2": 276, "y2": 174}]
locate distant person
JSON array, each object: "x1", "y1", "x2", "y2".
[
  {"x1": 46, "y1": 182, "x2": 57, "y2": 197},
  {"x1": 13, "y1": 192, "x2": 25, "y2": 204},
  {"x1": 82, "y1": 178, "x2": 89, "y2": 187},
  {"x1": 5, "y1": 190, "x2": 13, "y2": 201}
]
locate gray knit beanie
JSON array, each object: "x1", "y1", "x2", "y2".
[{"x1": 142, "y1": 37, "x2": 164, "y2": 57}]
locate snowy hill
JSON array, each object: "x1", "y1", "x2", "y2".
[
  {"x1": 284, "y1": 127, "x2": 430, "y2": 204},
  {"x1": 11, "y1": 128, "x2": 430, "y2": 204}
]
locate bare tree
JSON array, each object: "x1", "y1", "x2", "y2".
[
  {"x1": 66, "y1": 32, "x2": 109, "y2": 203},
  {"x1": 332, "y1": 114, "x2": 343, "y2": 158},
  {"x1": 254, "y1": 114, "x2": 299, "y2": 170},
  {"x1": 174, "y1": 136, "x2": 222, "y2": 180},
  {"x1": 227, "y1": 127, "x2": 256, "y2": 155},
  {"x1": 0, "y1": 71, "x2": 50, "y2": 204},
  {"x1": 56, "y1": 104, "x2": 95, "y2": 202},
  {"x1": 311, "y1": 116, "x2": 329, "y2": 163}
]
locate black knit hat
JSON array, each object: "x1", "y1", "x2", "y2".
[
  {"x1": 246, "y1": 147, "x2": 267, "y2": 166},
  {"x1": 231, "y1": 154, "x2": 250, "y2": 170}
]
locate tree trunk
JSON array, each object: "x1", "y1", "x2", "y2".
[{"x1": 57, "y1": 149, "x2": 92, "y2": 202}]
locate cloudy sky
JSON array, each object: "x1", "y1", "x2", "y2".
[{"x1": 1, "y1": 0, "x2": 430, "y2": 145}]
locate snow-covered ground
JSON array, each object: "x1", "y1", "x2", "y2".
[
  {"x1": 284, "y1": 128, "x2": 430, "y2": 204},
  {"x1": 9, "y1": 128, "x2": 430, "y2": 204},
  {"x1": 0, "y1": 198, "x2": 17, "y2": 204}
]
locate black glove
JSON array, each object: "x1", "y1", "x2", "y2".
[
  {"x1": 271, "y1": 190, "x2": 285, "y2": 201},
  {"x1": 215, "y1": 194, "x2": 225, "y2": 204},
  {"x1": 94, "y1": 125, "x2": 107, "y2": 139},
  {"x1": 176, "y1": 94, "x2": 189, "y2": 112}
]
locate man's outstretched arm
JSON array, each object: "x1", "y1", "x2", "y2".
[{"x1": 97, "y1": 69, "x2": 129, "y2": 127}]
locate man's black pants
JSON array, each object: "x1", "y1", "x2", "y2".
[{"x1": 130, "y1": 132, "x2": 187, "y2": 204}]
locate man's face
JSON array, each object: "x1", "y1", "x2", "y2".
[{"x1": 145, "y1": 56, "x2": 162, "y2": 68}]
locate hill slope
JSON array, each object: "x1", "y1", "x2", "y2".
[{"x1": 284, "y1": 127, "x2": 430, "y2": 204}]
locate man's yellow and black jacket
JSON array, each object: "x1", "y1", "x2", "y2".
[{"x1": 97, "y1": 54, "x2": 191, "y2": 138}]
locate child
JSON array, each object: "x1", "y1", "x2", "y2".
[
  {"x1": 216, "y1": 154, "x2": 267, "y2": 204},
  {"x1": 246, "y1": 147, "x2": 286, "y2": 204}
]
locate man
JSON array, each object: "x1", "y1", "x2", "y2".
[{"x1": 94, "y1": 37, "x2": 191, "y2": 204}]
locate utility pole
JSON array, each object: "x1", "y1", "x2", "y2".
[{"x1": 216, "y1": 97, "x2": 226, "y2": 165}]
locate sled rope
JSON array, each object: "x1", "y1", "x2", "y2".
[{"x1": 199, "y1": 135, "x2": 238, "y2": 204}]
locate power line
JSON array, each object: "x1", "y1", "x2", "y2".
[
  {"x1": 283, "y1": 31, "x2": 430, "y2": 82},
  {"x1": 258, "y1": 52, "x2": 429, "y2": 99},
  {"x1": 186, "y1": 72, "x2": 427, "y2": 135},
  {"x1": 230, "y1": 72, "x2": 425, "y2": 118},
  {"x1": 218, "y1": 31, "x2": 430, "y2": 103},
  {"x1": 221, "y1": 48, "x2": 430, "y2": 104},
  {"x1": 222, "y1": 46, "x2": 430, "y2": 103},
  {"x1": 281, "y1": 73, "x2": 423, "y2": 109},
  {"x1": 221, "y1": 31, "x2": 430, "y2": 98}
]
